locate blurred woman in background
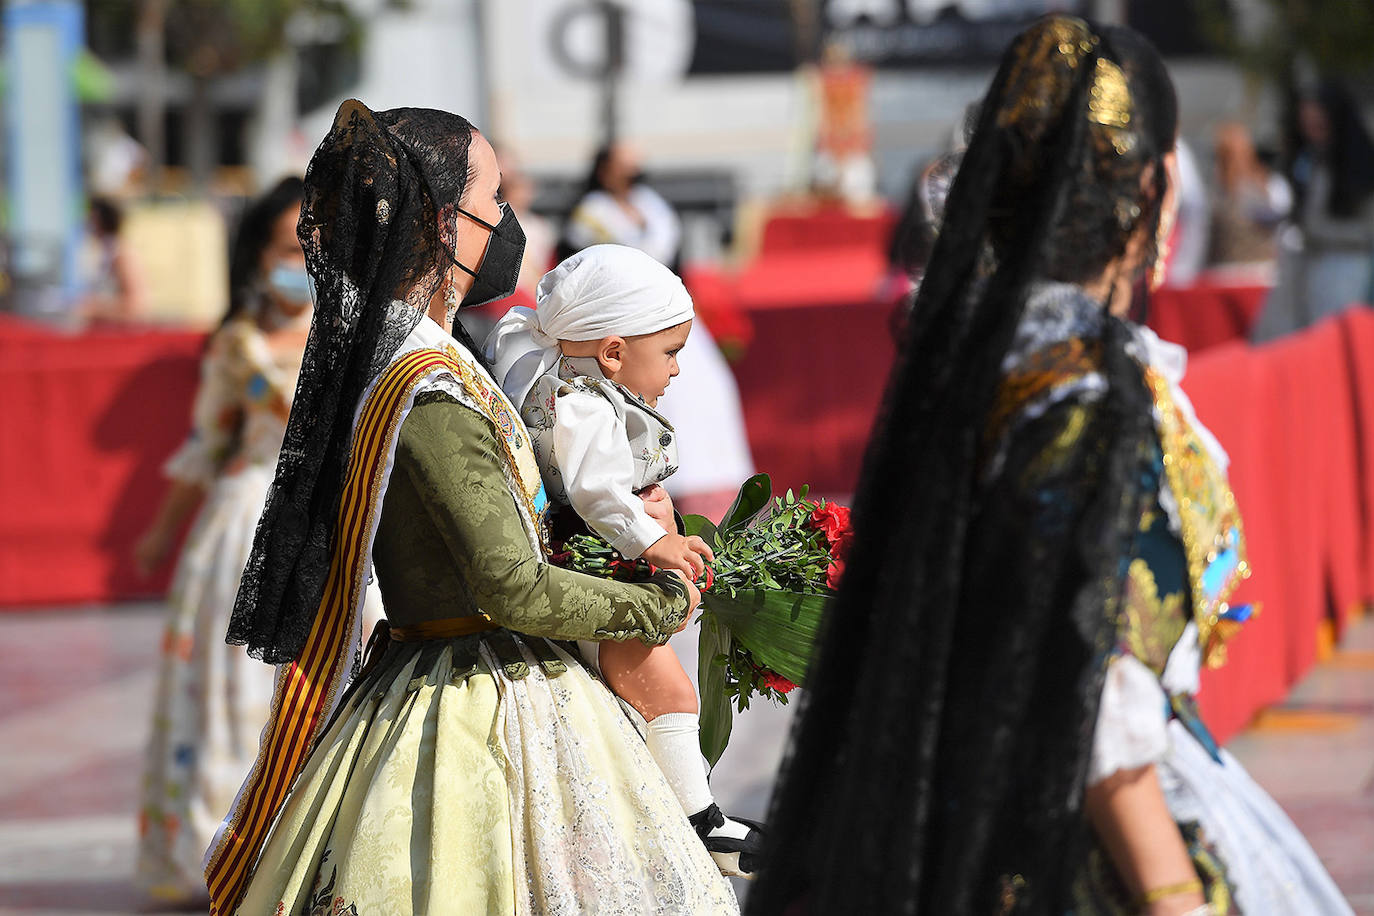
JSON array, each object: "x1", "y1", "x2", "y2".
[
  {"x1": 1205, "y1": 122, "x2": 1291, "y2": 281},
  {"x1": 78, "y1": 197, "x2": 146, "y2": 324},
  {"x1": 1260, "y1": 82, "x2": 1374, "y2": 338},
  {"x1": 1294, "y1": 83, "x2": 1374, "y2": 321},
  {"x1": 132, "y1": 177, "x2": 382, "y2": 902},
  {"x1": 559, "y1": 142, "x2": 682, "y2": 268}
]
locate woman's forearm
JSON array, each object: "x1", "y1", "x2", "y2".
[
  {"x1": 1085, "y1": 764, "x2": 1206, "y2": 913},
  {"x1": 400, "y1": 397, "x2": 690, "y2": 644},
  {"x1": 151, "y1": 480, "x2": 206, "y2": 534},
  {"x1": 134, "y1": 479, "x2": 204, "y2": 576}
]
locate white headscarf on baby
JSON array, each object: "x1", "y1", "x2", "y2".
[{"x1": 486, "y1": 243, "x2": 695, "y2": 408}]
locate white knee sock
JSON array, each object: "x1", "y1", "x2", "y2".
[
  {"x1": 644, "y1": 712, "x2": 752, "y2": 841},
  {"x1": 645, "y1": 712, "x2": 714, "y2": 816}
]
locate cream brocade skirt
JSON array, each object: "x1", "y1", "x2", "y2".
[{"x1": 237, "y1": 633, "x2": 738, "y2": 915}]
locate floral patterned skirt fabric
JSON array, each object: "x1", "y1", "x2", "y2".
[
  {"x1": 236, "y1": 634, "x2": 738, "y2": 915},
  {"x1": 138, "y1": 466, "x2": 282, "y2": 900}
]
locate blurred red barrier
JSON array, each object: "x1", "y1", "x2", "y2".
[
  {"x1": 758, "y1": 205, "x2": 895, "y2": 256},
  {"x1": 1149, "y1": 283, "x2": 1268, "y2": 353},
  {"x1": 0, "y1": 320, "x2": 202, "y2": 606},
  {"x1": 1184, "y1": 313, "x2": 1372, "y2": 742}
]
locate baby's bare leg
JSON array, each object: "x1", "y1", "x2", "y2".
[
  {"x1": 598, "y1": 639, "x2": 698, "y2": 721},
  {"x1": 598, "y1": 637, "x2": 763, "y2": 875}
]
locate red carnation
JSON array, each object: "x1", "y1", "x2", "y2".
[
  {"x1": 700, "y1": 566, "x2": 715, "y2": 591},
  {"x1": 808, "y1": 502, "x2": 853, "y2": 564},
  {"x1": 826, "y1": 558, "x2": 845, "y2": 590},
  {"x1": 760, "y1": 670, "x2": 798, "y2": 694}
]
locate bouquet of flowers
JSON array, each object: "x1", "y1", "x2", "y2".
[{"x1": 554, "y1": 474, "x2": 851, "y2": 765}]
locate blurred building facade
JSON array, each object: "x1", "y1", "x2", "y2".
[{"x1": 2, "y1": 0, "x2": 1358, "y2": 321}]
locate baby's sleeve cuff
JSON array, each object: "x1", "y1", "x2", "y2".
[{"x1": 607, "y1": 511, "x2": 670, "y2": 561}]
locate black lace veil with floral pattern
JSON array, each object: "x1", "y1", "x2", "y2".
[{"x1": 227, "y1": 101, "x2": 483, "y2": 663}]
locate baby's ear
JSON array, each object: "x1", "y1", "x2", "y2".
[{"x1": 597, "y1": 335, "x2": 625, "y2": 374}]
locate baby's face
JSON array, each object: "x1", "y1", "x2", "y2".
[{"x1": 610, "y1": 319, "x2": 692, "y2": 407}]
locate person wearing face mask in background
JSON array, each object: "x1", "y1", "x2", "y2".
[{"x1": 132, "y1": 177, "x2": 383, "y2": 904}]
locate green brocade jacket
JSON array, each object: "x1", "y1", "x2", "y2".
[{"x1": 372, "y1": 390, "x2": 690, "y2": 659}]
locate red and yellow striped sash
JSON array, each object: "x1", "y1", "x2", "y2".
[{"x1": 205, "y1": 348, "x2": 454, "y2": 914}]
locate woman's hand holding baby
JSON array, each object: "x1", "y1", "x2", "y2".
[
  {"x1": 665, "y1": 572, "x2": 701, "y2": 631},
  {"x1": 643, "y1": 533, "x2": 715, "y2": 581}
]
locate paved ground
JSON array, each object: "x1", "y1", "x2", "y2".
[{"x1": 0, "y1": 603, "x2": 1368, "y2": 915}]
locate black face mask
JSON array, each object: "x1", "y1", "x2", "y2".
[{"x1": 455, "y1": 202, "x2": 526, "y2": 308}]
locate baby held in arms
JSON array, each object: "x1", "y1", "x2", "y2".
[{"x1": 487, "y1": 244, "x2": 762, "y2": 877}]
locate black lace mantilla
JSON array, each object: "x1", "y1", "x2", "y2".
[{"x1": 228, "y1": 101, "x2": 483, "y2": 663}]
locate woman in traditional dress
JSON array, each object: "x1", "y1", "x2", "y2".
[
  {"x1": 134, "y1": 177, "x2": 320, "y2": 901},
  {"x1": 749, "y1": 17, "x2": 1351, "y2": 916},
  {"x1": 204, "y1": 102, "x2": 737, "y2": 916}
]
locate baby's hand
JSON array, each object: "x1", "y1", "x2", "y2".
[
  {"x1": 638, "y1": 485, "x2": 677, "y2": 535},
  {"x1": 642, "y1": 533, "x2": 715, "y2": 581}
]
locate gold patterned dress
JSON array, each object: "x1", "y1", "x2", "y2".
[{"x1": 995, "y1": 283, "x2": 1351, "y2": 915}]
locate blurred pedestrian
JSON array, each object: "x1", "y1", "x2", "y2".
[
  {"x1": 1158, "y1": 138, "x2": 1211, "y2": 287},
  {"x1": 78, "y1": 197, "x2": 145, "y2": 324},
  {"x1": 1295, "y1": 83, "x2": 1374, "y2": 318},
  {"x1": 559, "y1": 142, "x2": 682, "y2": 269},
  {"x1": 1256, "y1": 82, "x2": 1374, "y2": 339},
  {"x1": 133, "y1": 177, "x2": 380, "y2": 903},
  {"x1": 498, "y1": 146, "x2": 555, "y2": 297},
  {"x1": 1205, "y1": 122, "x2": 1291, "y2": 279},
  {"x1": 813, "y1": 40, "x2": 877, "y2": 204},
  {"x1": 886, "y1": 150, "x2": 962, "y2": 339}
]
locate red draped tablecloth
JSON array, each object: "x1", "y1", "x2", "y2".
[
  {"x1": 724, "y1": 246, "x2": 895, "y2": 496},
  {"x1": 1184, "y1": 313, "x2": 1371, "y2": 741},
  {"x1": 1148, "y1": 283, "x2": 1268, "y2": 353},
  {"x1": 0, "y1": 316, "x2": 202, "y2": 606}
]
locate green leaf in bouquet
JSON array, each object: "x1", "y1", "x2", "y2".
[
  {"x1": 701, "y1": 589, "x2": 829, "y2": 686},
  {"x1": 720, "y1": 473, "x2": 773, "y2": 534},
  {"x1": 697, "y1": 615, "x2": 735, "y2": 769},
  {"x1": 681, "y1": 513, "x2": 718, "y2": 545}
]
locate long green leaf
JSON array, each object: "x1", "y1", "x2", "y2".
[
  {"x1": 681, "y1": 513, "x2": 718, "y2": 545},
  {"x1": 700, "y1": 589, "x2": 829, "y2": 685},
  {"x1": 697, "y1": 615, "x2": 734, "y2": 769},
  {"x1": 719, "y1": 473, "x2": 773, "y2": 533}
]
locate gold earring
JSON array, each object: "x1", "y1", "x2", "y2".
[
  {"x1": 444, "y1": 278, "x2": 459, "y2": 326},
  {"x1": 1151, "y1": 214, "x2": 1173, "y2": 291}
]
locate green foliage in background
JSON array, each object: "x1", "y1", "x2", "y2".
[
  {"x1": 1198, "y1": 0, "x2": 1374, "y2": 83},
  {"x1": 162, "y1": 0, "x2": 360, "y2": 78}
]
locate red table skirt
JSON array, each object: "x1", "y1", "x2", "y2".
[
  {"x1": 1147, "y1": 282, "x2": 1268, "y2": 353},
  {"x1": 3, "y1": 298, "x2": 1372, "y2": 745},
  {"x1": 0, "y1": 315, "x2": 202, "y2": 606}
]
